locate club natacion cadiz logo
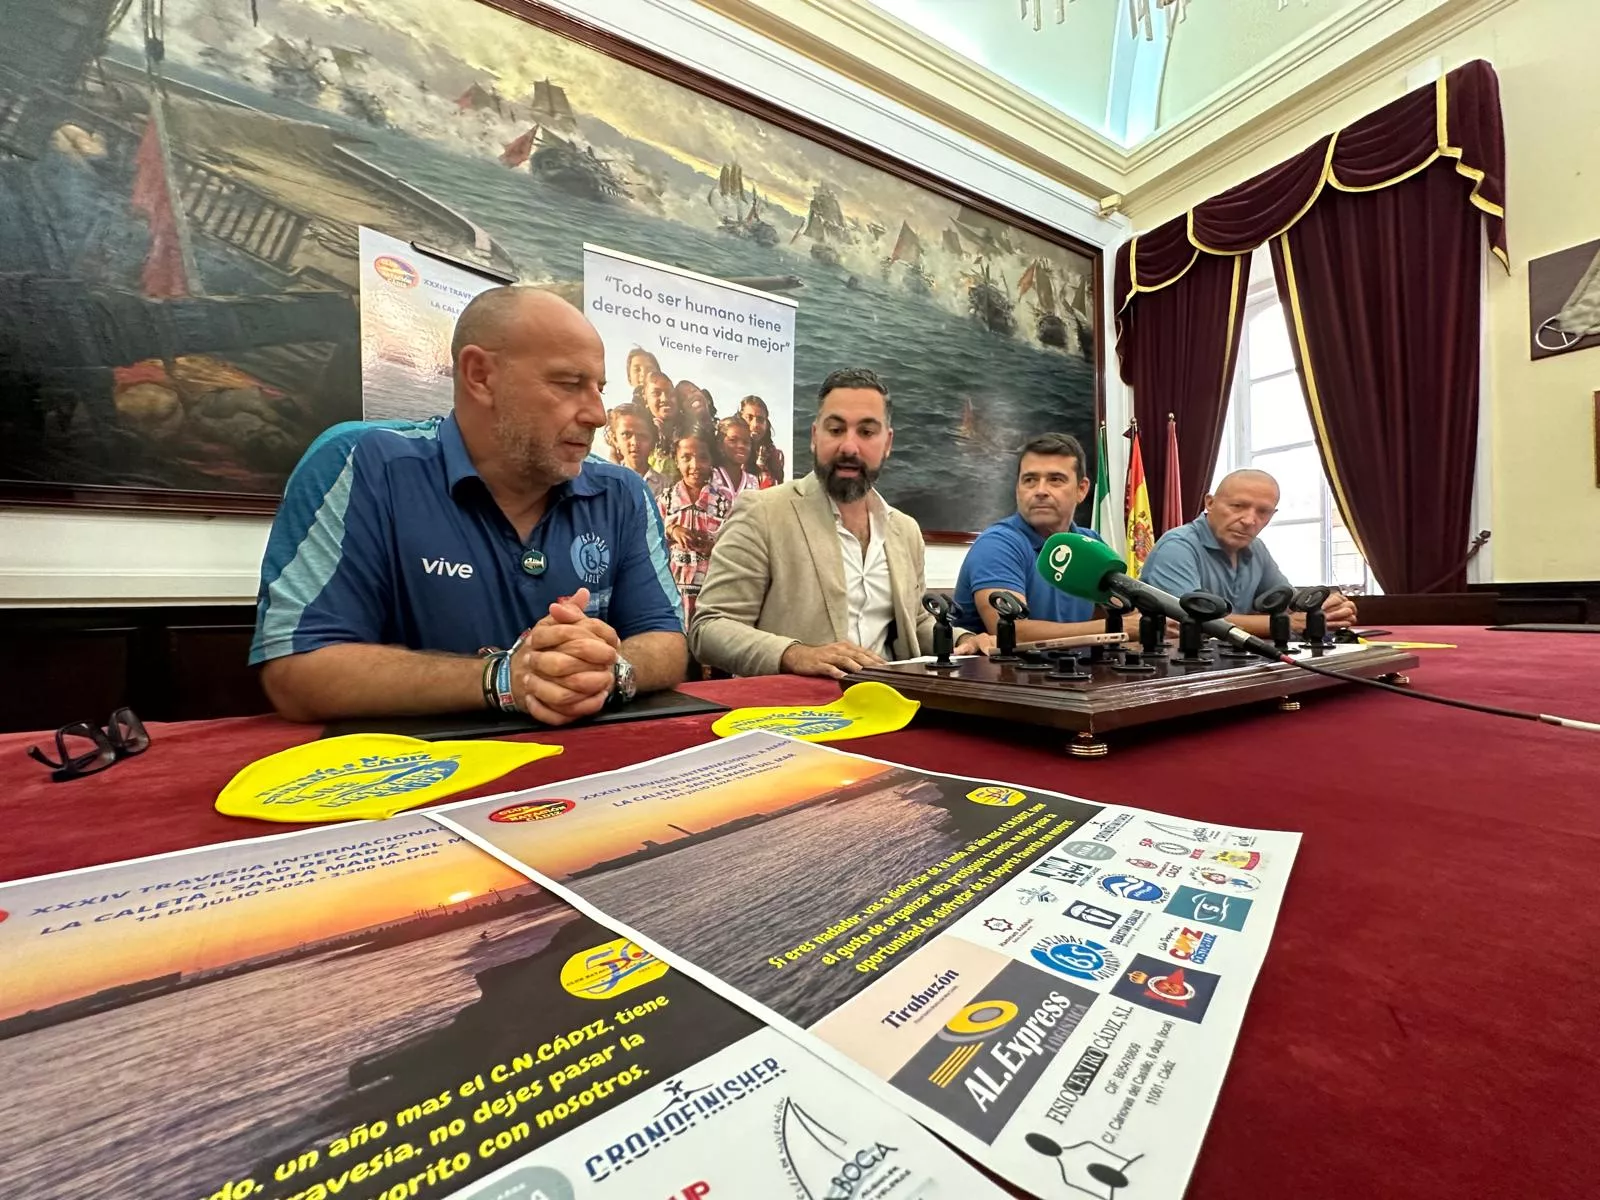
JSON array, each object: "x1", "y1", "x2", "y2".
[
  {"x1": 559, "y1": 936, "x2": 668, "y2": 999},
  {"x1": 967, "y1": 785, "x2": 1026, "y2": 807}
]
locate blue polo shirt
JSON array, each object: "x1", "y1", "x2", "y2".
[
  {"x1": 953, "y1": 513, "x2": 1102, "y2": 629},
  {"x1": 250, "y1": 416, "x2": 683, "y2": 665},
  {"x1": 1139, "y1": 514, "x2": 1291, "y2": 613}
]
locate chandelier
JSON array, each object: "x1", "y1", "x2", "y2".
[{"x1": 1020, "y1": 0, "x2": 1308, "y2": 40}]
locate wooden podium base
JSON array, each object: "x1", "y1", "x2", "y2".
[{"x1": 843, "y1": 642, "x2": 1420, "y2": 755}]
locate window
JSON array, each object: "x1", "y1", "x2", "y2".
[{"x1": 1212, "y1": 295, "x2": 1380, "y2": 595}]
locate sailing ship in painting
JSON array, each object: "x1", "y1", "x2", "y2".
[
  {"x1": 0, "y1": 0, "x2": 1096, "y2": 506},
  {"x1": 965, "y1": 261, "x2": 1016, "y2": 338},
  {"x1": 791, "y1": 182, "x2": 853, "y2": 267},
  {"x1": 882, "y1": 221, "x2": 933, "y2": 294},
  {"x1": 498, "y1": 79, "x2": 631, "y2": 203},
  {"x1": 708, "y1": 162, "x2": 780, "y2": 246},
  {"x1": 1018, "y1": 257, "x2": 1093, "y2": 357}
]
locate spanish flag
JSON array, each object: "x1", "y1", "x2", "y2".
[{"x1": 1124, "y1": 419, "x2": 1154, "y2": 577}]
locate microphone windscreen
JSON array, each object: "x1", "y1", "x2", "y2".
[{"x1": 1036, "y1": 532, "x2": 1124, "y2": 603}]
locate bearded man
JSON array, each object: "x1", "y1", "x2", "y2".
[{"x1": 689, "y1": 368, "x2": 986, "y2": 678}]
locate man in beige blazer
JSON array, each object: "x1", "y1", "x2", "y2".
[{"x1": 690, "y1": 368, "x2": 987, "y2": 678}]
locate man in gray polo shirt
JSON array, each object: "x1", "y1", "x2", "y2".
[{"x1": 1140, "y1": 468, "x2": 1357, "y2": 637}]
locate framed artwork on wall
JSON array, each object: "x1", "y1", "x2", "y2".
[
  {"x1": 1529, "y1": 237, "x2": 1600, "y2": 361},
  {"x1": 0, "y1": 0, "x2": 1102, "y2": 537}
]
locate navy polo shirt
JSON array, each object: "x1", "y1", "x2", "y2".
[
  {"x1": 953, "y1": 513, "x2": 1102, "y2": 629},
  {"x1": 250, "y1": 415, "x2": 683, "y2": 665},
  {"x1": 1139, "y1": 514, "x2": 1291, "y2": 613}
]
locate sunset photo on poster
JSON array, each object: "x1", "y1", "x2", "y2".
[
  {"x1": 437, "y1": 733, "x2": 1104, "y2": 1028},
  {"x1": 0, "y1": 817, "x2": 760, "y2": 1200}
]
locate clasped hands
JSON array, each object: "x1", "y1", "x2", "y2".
[{"x1": 510, "y1": 586, "x2": 618, "y2": 725}]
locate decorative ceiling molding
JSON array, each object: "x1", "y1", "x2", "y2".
[
  {"x1": 1120, "y1": 0, "x2": 1521, "y2": 216},
  {"x1": 1124, "y1": 0, "x2": 1418, "y2": 170},
  {"x1": 692, "y1": 0, "x2": 1127, "y2": 202},
  {"x1": 697, "y1": 0, "x2": 1516, "y2": 226}
]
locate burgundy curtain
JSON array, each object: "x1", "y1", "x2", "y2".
[
  {"x1": 1115, "y1": 251, "x2": 1248, "y2": 526},
  {"x1": 1113, "y1": 60, "x2": 1506, "y2": 582},
  {"x1": 1270, "y1": 163, "x2": 1481, "y2": 592}
]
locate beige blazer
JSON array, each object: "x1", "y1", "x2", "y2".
[{"x1": 689, "y1": 474, "x2": 946, "y2": 677}]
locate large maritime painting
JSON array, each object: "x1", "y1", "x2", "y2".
[{"x1": 0, "y1": 0, "x2": 1100, "y2": 535}]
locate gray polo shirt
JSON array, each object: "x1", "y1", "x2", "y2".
[{"x1": 1139, "y1": 514, "x2": 1291, "y2": 613}]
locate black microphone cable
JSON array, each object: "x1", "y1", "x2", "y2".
[{"x1": 1275, "y1": 651, "x2": 1600, "y2": 733}]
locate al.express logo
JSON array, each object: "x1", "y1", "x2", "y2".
[{"x1": 891, "y1": 961, "x2": 1094, "y2": 1143}]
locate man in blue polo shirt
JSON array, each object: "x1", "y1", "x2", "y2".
[
  {"x1": 1141, "y1": 468, "x2": 1357, "y2": 634},
  {"x1": 954, "y1": 433, "x2": 1106, "y2": 641},
  {"x1": 251, "y1": 287, "x2": 686, "y2": 725}
]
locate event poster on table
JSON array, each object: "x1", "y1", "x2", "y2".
[
  {"x1": 358, "y1": 226, "x2": 501, "y2": 422},
  {"x1": 435, "y1": 732, "x2": 1301, "y2": 1199},
  {"x1": 0, "y1": 817, "x2": 1000, "y2": 1200}
]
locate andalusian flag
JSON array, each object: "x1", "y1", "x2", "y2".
[
  {"x1": 1092, "y1": 422, "x2": 1120, "y2": 554},
  {"x1": 1124, "y1": 420, "x2": 1155, "y2": 577}
]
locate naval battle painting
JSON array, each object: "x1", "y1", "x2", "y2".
[{"x1": 0, "y1": 0, "x2": 1099, "y2": 532}]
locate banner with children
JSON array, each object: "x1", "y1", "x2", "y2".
[{"x1": 582, "y1": 245, "x2": 797, "y2": 622}]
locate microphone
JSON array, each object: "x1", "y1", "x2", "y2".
[{"x1": 1036, "y1": 532, "x2": 1282, "y2": 662}]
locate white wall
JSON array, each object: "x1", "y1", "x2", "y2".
[{"x1": 0, "y1": 0, "x2": 1127, "y2": 605}]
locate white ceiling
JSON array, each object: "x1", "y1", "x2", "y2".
[{"x1": 862, "y1": 0, "x2": 1363, "y2": 147}]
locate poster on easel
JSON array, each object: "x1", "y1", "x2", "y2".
[
  {"x1": 583, "y1": 244, "x2": 797, "y2": 623},
  {"x1": 433, "y1": 732, "x2": 1301, "y2": 1200},
  {"x1": 0, "y1": 816, "x2": 1002, "y2": 1200},
  {"x1": 359, "y1": 227, "x2": 506, "y2": 422}
]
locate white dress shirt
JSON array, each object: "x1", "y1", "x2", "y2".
[{"x1": 830, "y1": 491, "x2": 895, "y2": 655}]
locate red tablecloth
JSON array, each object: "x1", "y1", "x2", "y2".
[{"x1": 4, "y1": 626, "x2": 1598, "y2": 1199}]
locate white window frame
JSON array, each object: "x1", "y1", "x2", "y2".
[{"x1": 1213, "y1": 284, "x2": 1380, "y2": 595}]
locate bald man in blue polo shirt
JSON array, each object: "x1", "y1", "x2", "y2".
[
  {"x1": 1141, "y1": 468, "x2": 1357, "y2": 635},
  {"x1": 251, "y1": 288, "x2": 686, "y2": 725}
]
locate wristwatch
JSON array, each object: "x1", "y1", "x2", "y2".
[{"x1": 609, "y1": 655, "x2": 637, "y2": 707}]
